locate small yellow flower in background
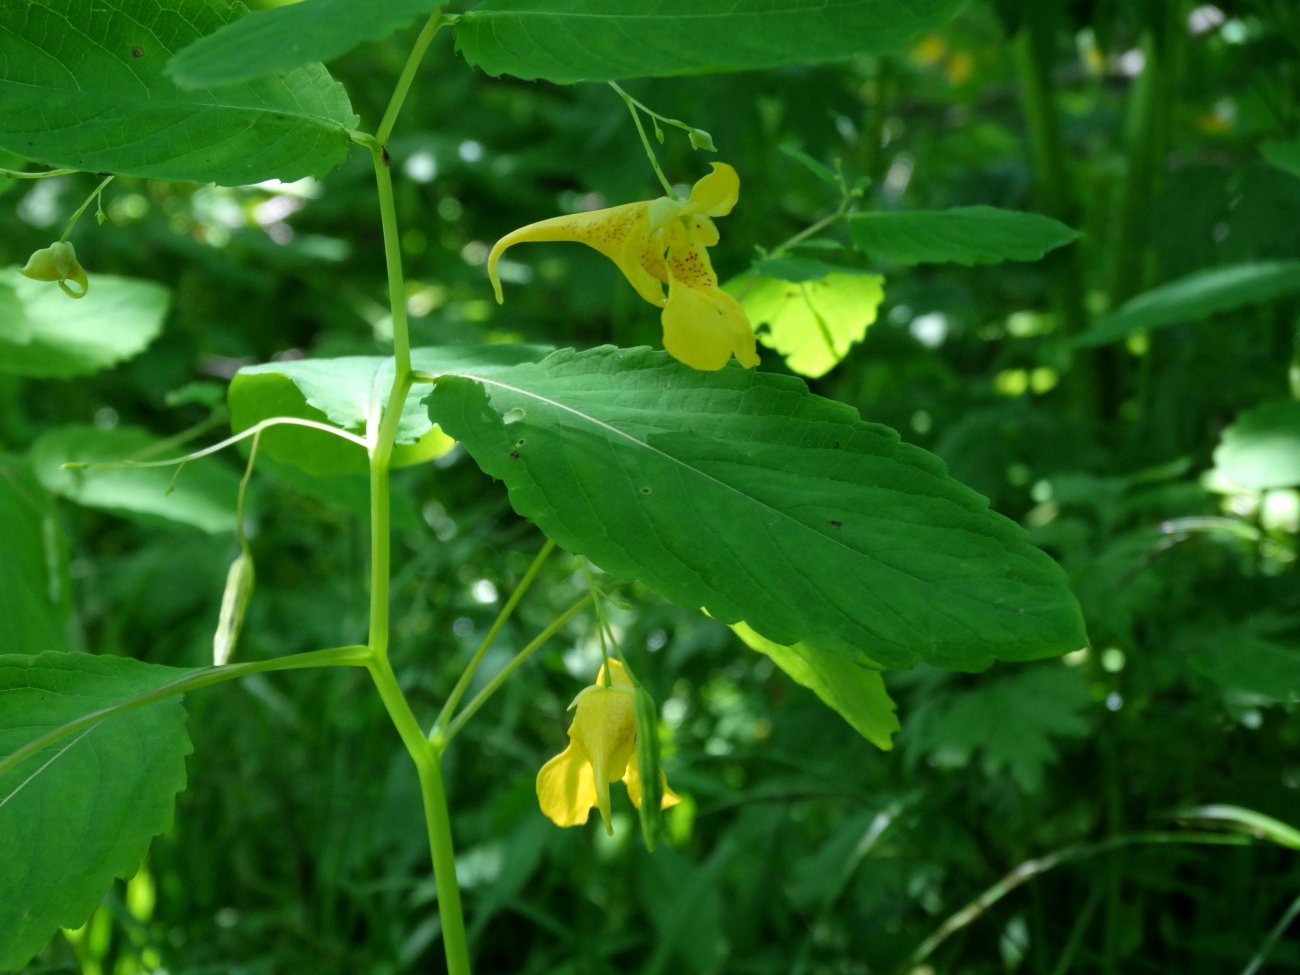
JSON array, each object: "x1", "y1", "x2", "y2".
[
  {"x1": 20, "y1": 240, "x2": 88, "y2": 298},
  {"x1": 536, "y1": 658, "x2": 679, "y2": 834},
  {"x1": 488, "y1": 163, "x2": 760, "y2": 372}
]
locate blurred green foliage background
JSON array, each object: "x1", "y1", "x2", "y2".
[{"x1": 4, "y1": 0, "x2": 1299, "y2": 973}]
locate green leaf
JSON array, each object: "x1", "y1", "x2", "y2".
[
  {"x1": 737, "y1": 266, "x2": 884, "y2": 378},
  {"x1": 168, "y1": 0, "x2": 441, "y2": 87},
  {"x1": 1261, "y1": 138, "x2": 1300, "y2": 180},
  {"x1": 1211, "y1": 401, "x2": 1300, "y2": 490},
  {"x1": 848, "y1": 206, "x2": 1081, "y2": 266},
  {"x1": 904, "y1": 666, "x2": 1092, "y2": 793},
  {"x1": 0, "y1": 280, "x2": 28, "y2": 343},
  {"x1": 228, "y1": 345, "x2": 548, "y2": 477},
  {"x1": 779, "y1": 144, "x2": 839, "y2": 184},
  {"x1": 30, "y1": 426, "x2": 239, "y2": 534},
  {"x1": 0, "y1": 651, "x2": 195, "y2": 972},
  {"x1": 0, "y1": 0, "x2": 357, "y2": 185},
  {"x1": 732, "y1": 621, "x2": 899, "y2": 750},
  {"x1": 1189, "y1": 621, "x2": 1300, "y2": 704},
  {"x1": 0, "y1": 269, "x2": 169, "y2": 378},
  {"x1": 455, "y1": 0, "x2": 966, "y2": 83},
  {"x1": 0, "y1": 456, "x2": 71, "y2": 653},
  {"x1": 1076, "y1": 261, "x2": 1300, "y2": 347},
  {"x1": 427, "y1": 347, "x2": 1088, "y2": 671}
]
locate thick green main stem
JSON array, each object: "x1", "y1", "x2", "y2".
[{"x1": 364, "y1": 21, "x2": 473, "y2": 972}]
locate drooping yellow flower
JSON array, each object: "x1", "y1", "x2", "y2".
[
  {"x1": 536, "y1": 659, "x2": 679, "y2": 833},
  {"x1": 20, "y1": 240, "x2": 88, "y2": 298},
  {"x1": 488, "y1": 163, "x2": 760, "y2": 372}
]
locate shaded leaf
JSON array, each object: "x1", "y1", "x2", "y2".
[
  {"x1": 0, "y1": 456, "x2": 71, "y2": 653},
  {"x1": 30, "y1": 426, "x2": 239, "y2": 534},
  {"x1": 1189, "y1": 620, "x2": 1300, "y2": 704},
  {"x1": 0, "y1": 0, "x2": 357, "y2": 185},
  {"x1": 0, "y1": 652, "x2": 195, "y2": 972},
  {"x1": 0, "y1": 270, "x2": 169, "y2": 378},
  {"x1": 848, "y1": 206, "x2": 1080, "y2": 266},
  {"x1": 903, "y1": 665, "x2": 1092, "y2": 793},
  {"x1": 1261, "y1": 138, "x2": 1300, "y2": 180},
  {"x1": 732, "y1": 622, "x2": 899, "y2": 750},
  {"x1": 1076, "y1": 262, "x2": 1300, "y2": 347},
  {"x1": 169, "y1": 0, "x2": 441, "y2": 87},
  {"x1": 228, "y1": 345, "x2": 548, "y2": 477},
  {"x1": 427, "y1": 347, "x2": 1088, "y2": 671},
  {"x1": 1211, "y1": 400, "x2": 1300, "y2": 490},
  {"x1": 455, "y1": 0, "x2": 966, "y2": 83},
  {"x1": 738, "y1": 266, "x2": 884, "y2": 378}
]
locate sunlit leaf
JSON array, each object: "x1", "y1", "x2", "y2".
[
  {"x1": 0, "y1": 0, "x2": 357, "y2": 185},
  {"x1": 169, "y1": 0, "x2": 442, "y2": 87},
  {"x1": 1211, "y1": 401, "x2": 1300, "y2": 490},
  {"x1": 732, "y1": 622, "x2": 899, "y2": 750},
  {"x1": 848, "y1": 207, "x2": 1080, "y2": 266},
  {"x1": 1076, "y1": 261, "x2": 1300, "y2": 347},
  {"x1": 0, "y1": 270, "x2": 168, "y2": 378},
  {"x1": 30, "y1": 426, "x2": 239, "y2": 534},
  {"x1": 0, "y1": 652, "x2": 195, "y2": 973},
  {"x1": 428, "y1": 347, "x2": 1088, "y2": 671},
  {"x1": 455, "y1": 0, "x2": 966, "y2": 83},
  {"x1": 228, "y1": 345, "x2": 548, "y2": 477},
  {"x1": 737, "y1": 265, "x2": 884, "y2": 378}
]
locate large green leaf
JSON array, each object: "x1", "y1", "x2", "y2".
[
  {"x1": 848, "y1": 207, "x2": 1081, "y2": 266},
  {"x1": 1076, "y1": 261, "x2": 1300, "y2": 347},
  {"x1": 427, "y1": 347, "x2": 1088, "y2": 671},
  {"x1": 169, "y1": 0, "x2": 441, "y2": 87},
  {"x1": 454, "y1": 0, "x2": 966, "y2": 83},
  {"x1": 736, "y1": 264, "x2": 884, "y2": 379},
  {"x1": 228, "y1": 345, "x2": 548, "y2": 477},
  {"x1": 30, "y1": 426, "x2": 239, "y2": 534},
  {"x1": 1211, "y1": 401, "x2": 1300, "y2": 490},
  {"x1": 0, "y1": 456, "x2": 71, "y2": 653},
  {"x1": 0, "y1": 652, "x2": 195, "y2": 973},
  {"x1": 0, "y1": 269, "x2": 169, "y2": 378},
  {"x1": 0, "y1": 0, "x2": 357, "y2": 185},
  {"x1": 732, "y1": 621, "x2": 898, "y2": 749}
]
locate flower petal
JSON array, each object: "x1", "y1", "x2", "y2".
[
  {"x1": 568, "y1": 679, "x2": 637, "y2": 834},
  {"x1": 21, "y1": 240, "x2": 88, "y2": 299},
  {"x1": 661, "y1": 278, "x2": 760, "y2": 371},
  {"x1": 623, "y1": 754, "x2": 682, "y2": 811},
  {"x1": 536, "y1": 743, "x2": 597, "y2": 827},
  {"x1": 685, "y1": 162, "x2": 740, "y2": 218},
  {"x1": 487, "y1": 201, "x2": 665, "y2": 307}
]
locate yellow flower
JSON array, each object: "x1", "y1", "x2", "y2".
[
  {"x1": 536, "y1": 659, "x2": 679, "y2": 834},
  {"x1": 488, "y1": 163, "x2": 760, "y2": 372},
  {"x1": 20, "y1": 240, "x2": 88, "y2": 298}
]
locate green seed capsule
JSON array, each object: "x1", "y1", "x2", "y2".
[{"x1": 634, "y1": 684, "x2": 663, "y2": 850}]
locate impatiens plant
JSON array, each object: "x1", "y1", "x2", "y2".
[{"x1": 0, "y1": 1, "x2": 1101, "y2": 972}]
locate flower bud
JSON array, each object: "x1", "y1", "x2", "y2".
[{"x1": 20, "y1": 240, "x2": 88, "y2": 298}]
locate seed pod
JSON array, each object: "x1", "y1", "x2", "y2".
[
  {"x1": 634, "y1": 684, "x2": 664, "y2": 850},
  {"x1": 213, "y1": 551, "x2": 254, "y2": 666}
]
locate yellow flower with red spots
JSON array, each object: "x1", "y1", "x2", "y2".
[{"x1": 488, "y1": 163, "x2": 759, "y2": 371}]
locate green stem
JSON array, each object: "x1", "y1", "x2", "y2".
[
  {"x1": 377, "y1": 12, "x2": 450, "y2": 147},
  {"x1": 367, "y1": 656, "x2": 471, "y2": 975},
  {"x1": 438, "y1": 595, "x2": 593, "y2": 749},
  {"x1": 60, "y1": 175, "x2": 114, "y2": 242},
  {"x1": 432, "y1": 538, "x2": 556, "y2": 736},
  {"x1": 371, "y1": 146, "x2": 412, "y2": 376},
  {"x1": 0, "y1": 646, "x2": 371, "y2": 778},
  {"x1": 611, "y1": 82, "x2": 676, "y2": 197}
]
